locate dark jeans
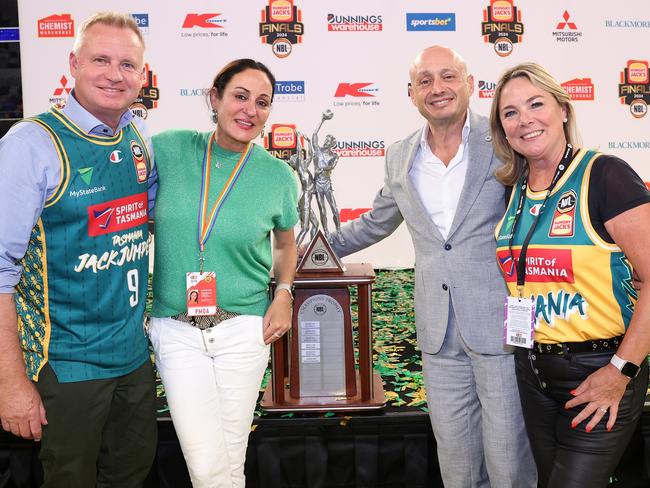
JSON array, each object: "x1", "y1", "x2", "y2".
[
  {"x1": 514, "y1": 348, "x2": 648, "y2": 488},
  {"x1": 35, "y1": 360, "x2": 157, "y2": 488}
]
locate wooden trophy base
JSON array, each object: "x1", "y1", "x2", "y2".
[{"x1": 260, "y1": 371, "x2": 386, "y2": 412}]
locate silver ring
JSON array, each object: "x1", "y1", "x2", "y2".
[{"x1": 598, "y1": 407, "x2": 608, "y2": 413}]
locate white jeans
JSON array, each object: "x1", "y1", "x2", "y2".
[{"x1": 150, "y1": 315, "x2": 270, "y2": 488}]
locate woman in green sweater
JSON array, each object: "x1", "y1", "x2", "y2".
[{"x1": 150, "y1": 59, "x2": 298, "y2": 488}]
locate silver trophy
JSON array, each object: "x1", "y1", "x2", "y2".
[{"x1": 309, "y1": 110, "x2": 344, "y2": 245}]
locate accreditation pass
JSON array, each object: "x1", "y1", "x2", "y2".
[{"x1": 504, "y1": 296, "x2": 535, "y2": 348}]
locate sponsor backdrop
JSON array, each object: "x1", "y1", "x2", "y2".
[{"x1": 18, "y1": 0, "x2": 650, "y2": 268}]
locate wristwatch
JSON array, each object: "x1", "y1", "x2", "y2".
[
  {"x1": 275, "y1": 283, "x2": 294, "y2": 304},
  {"x1": 610, "y1": 354, "x2": 640, "y2": 379}
]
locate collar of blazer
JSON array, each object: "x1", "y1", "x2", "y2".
[{"x1": 398, "y1": 110, "x2": 496, "y2": 242}]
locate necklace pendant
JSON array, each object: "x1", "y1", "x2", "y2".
[{"x1": 215, "y1": 161, "x2": 222, "y2": 169}]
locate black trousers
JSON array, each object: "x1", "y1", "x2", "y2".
[
  {"x1": 35, "y1": 360, "x2": 157, "y2": 488},
  {"x1": 515, "y1": 348, "x2": 648, "y2": 488}
]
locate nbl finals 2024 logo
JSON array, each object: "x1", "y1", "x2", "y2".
[
  {"x1": 259, "y1": 0, "x2": 304, "y2": 58},
  {"x1": 481, "y1": 0, "x2": 524, "y2": 57},
  {"x1": 619, "y1": 60, "x2": 650, "y2": 119}
]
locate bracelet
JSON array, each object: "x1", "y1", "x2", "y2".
[{"x1": 275, "y1": 283, "x2": 294, "y2": 303}]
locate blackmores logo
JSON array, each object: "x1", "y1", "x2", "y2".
[
  {"x1": 478, "y1": 80, "x2": 496, "y2": 98},
  {"x1": 619, "y1": 60, "x2": 650, "y2": 118},
  {"x1": 275, "y1": 81, "x2": 305, "y2": 101},
  {"x1": 264, "y1": 124, "x2": 299, "y2": 160},
  {"x1": 259, "y1": 0, "x2": 304, "y2": 58},
  {"x1": 38, "y1": 14, "x2": 74, "y2": 38},
  {"x1": 561, "y1": 78, "x2": 594, "y2": 101},
  {"x1": 552, "y1": 11, "x2": 582, "y2": 43},
  {"x1": 130, "y1": 65, "x2": 159, "y2": 119},
  {"x1": 327, "y1": 14, "x2": 383, "y2": 32},
  {"x1": 334, "y1": 140, "x2": 385, "y2": 158},
  {"x1": 49, "y1": 75, "x2": 72, "y2": 107},
  {"x1": 481, "y1": 0, "x2": 524, "y2": 57}
]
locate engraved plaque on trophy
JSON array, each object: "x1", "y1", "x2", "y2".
[{"x1": 295, "y1": 294, "x2": 348, "y2": 397}]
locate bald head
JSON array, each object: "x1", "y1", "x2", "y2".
[
  {"x1": 409, "y1": 46, "x2": 468, "y2": 82},
  {"x1": 408, "y1": 45, "x2": 474, "y2": 128}
]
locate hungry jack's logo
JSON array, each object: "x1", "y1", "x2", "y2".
[
  {"x1": 130, "y1": 64, "x2": 159, "y2": 120},
  {"x1": 481, "y1": 0, "x2": 524, "y2": 57},
  {"x1": 263, "y1": 124, "x2": 299, "y2": 160},
  {"x1": 259, "y1": 0, "x2": 304, "y2": 58},
  {"x1": 619, "y1": 60, "x2": 650, "y2": 118}
]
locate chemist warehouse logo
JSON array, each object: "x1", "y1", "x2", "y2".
[
  {"x1": 130, "y1": 64, "x2": 159, "y2": 119},
  {"x1": 481, "y1": 0, "x2": 524, "y2": 57},
  {"x1": 264, "y1": 124, "x2": 299, "y2": 161},
  {"x1": 327, "y1": 13, "x2": 383, "y2": 32},
  {"x1": 87, "y1": 193, "x2": 148, "y2": 237},
  {"x1": 38, "y1": 14, "x2": 74, "y2": 38},
  {"x1": 334, "y1": 140, "x2": 385, "y2": 158},
  {"x1": 259, "y1": 0, "x2": 304, "y2": 58},
  {"x1": 618, "y1": 60, "x2": 650, "y2": 118},
  {"x1": 561, "y1": 78, "x2": 594, "y2": 101}
]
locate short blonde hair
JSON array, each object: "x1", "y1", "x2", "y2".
[
  {"x1": 490, "y1": 62, "x2": 580, "y2": 186},
  {"x1": 72, "y1": 12, "x2": 144, "y2": 55}
]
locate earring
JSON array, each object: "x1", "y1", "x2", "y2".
[
  {"x1": 211, "y1": 109, "x2": 218, "y2": 124},
  {"x1": 563, "y1": 117, "x2": 568, "y2": 123},
  {"x1": 260, "y1": 125, "x2": 266, "y2": 139}
]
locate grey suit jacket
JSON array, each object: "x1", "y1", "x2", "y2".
[{"x1": 332, "y1": 112, "x2": 510, "y2": 355}]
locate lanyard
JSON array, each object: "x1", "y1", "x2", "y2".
[
  {"x1": 508, "y1": 144, "x2": 573, "y2": 297},
  {"x1": 197, "y1": 131, "x2": 253, "y2": 272}
]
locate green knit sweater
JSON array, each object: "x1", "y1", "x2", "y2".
[{"x1": 151, "y1": 129, "x2": 298, "y2": 317}]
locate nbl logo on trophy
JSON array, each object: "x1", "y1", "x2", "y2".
[
  {"x1": 259, "y1": 0, "x2": 304, "y2": 58},
  {"x1": 130, "y1": 64, "x2": 160, "y2": 119},
  {"x1": 481, "y1": 0, "x2": 524, "y2": 57},
  {"x1": 619, "y1": 60, "x2": 650, "y2": 119}
]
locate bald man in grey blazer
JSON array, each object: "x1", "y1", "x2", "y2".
[{"x1": 331, "y1": 46, "x2": 536, "y2": 487}]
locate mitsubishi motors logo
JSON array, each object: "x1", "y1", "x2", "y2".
[
  {"x1": 552, "y1": 11, "x2": 582, "y2": 42},
  {"x1": 556, "y1": 10, "x2": 577, "y2": 29},
  {"x1": 49, "y1": 75, "x2": 71, "y2": 107}
]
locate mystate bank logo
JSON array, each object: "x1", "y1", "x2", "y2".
[
  {"x1": 481, "y1": 0, "x2": 524, "y2": 57},
  {"x1": 619, "y1": 60, "x2": 650, "y2": 118},
  {"x1": 130, "y1": 65, "x2": 159, "y2": 119},
  {"x1": 264, "y1": 124, "x2": 299, "y2": 160},
  {"x1": 259, "y1": 0, "x2": 304, "y2": 58}
]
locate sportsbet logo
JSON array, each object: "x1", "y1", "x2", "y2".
[
  {"x1": 272, "y1": 125, "x2": 297, "y2": 148},
  {"x1": 87, "y1": 193, "x2": 148, "y2": 237}
]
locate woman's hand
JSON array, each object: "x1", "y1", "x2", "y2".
[
  {"x1": 564, "y1": 363, "x2": 629, "y2": 432},
  {"x1": 262, "y1": 290, "x2": 293, "y2": 344}
]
